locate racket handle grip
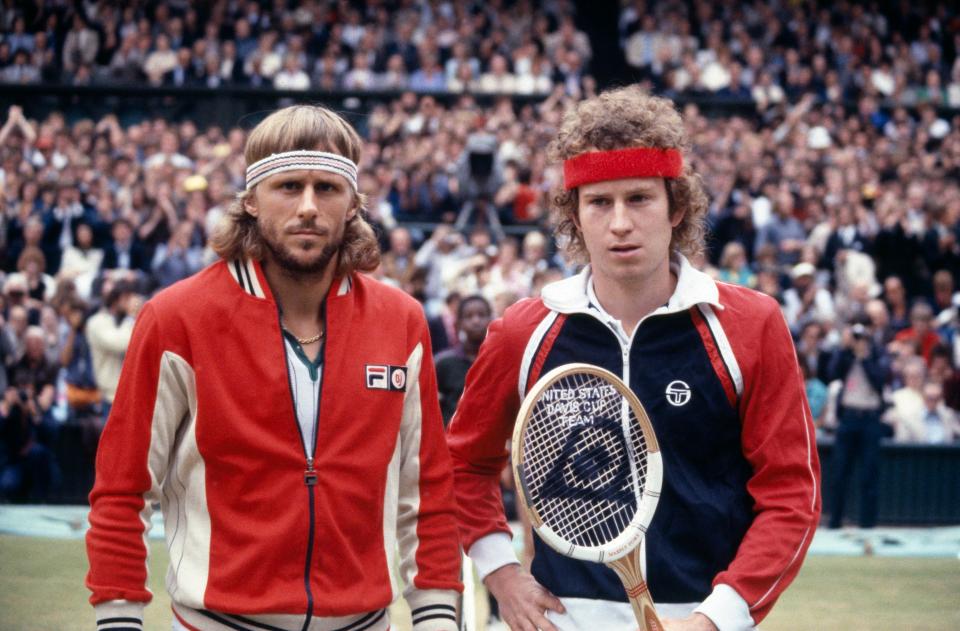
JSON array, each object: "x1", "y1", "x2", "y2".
[
  {"x1": 607, "y1": 552, "x2": 664, "y2": 631},
  {"x1": 626, "y1": 583, "x2": 663, "y2": 631}
]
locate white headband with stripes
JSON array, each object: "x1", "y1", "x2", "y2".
[{"x1": 245, "y1": 150, "x2": 359, "y2": 191}]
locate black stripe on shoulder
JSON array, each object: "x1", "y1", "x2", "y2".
[
  {"x1": 412, "y1": 612, "x2": 458, "y2": 625},
  {"x1": 233, "y1": 260, "x2": 250, "y2": 294},
  {"x1": 240, "y1": 261, "x2": 255, "y2": 294},
  {"x1": 225, "y1": 613, "x2": 289, "y2": 631},
  {"x1": 334, "y1": 609, "x2": 386, "y2": 631},
  {"x1": 97, "y1": 618, "x2": 142, "y2": 625},
  {"x1": 410, "y1": 604, "x2": 456, "y2": 615},
  {"x1": 199, "y1": 610, "x2": 255, "y2": 631}
]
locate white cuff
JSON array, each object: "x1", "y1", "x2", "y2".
[
  {"x1": 467, "y1": 532, "x2": 518, "y2": 582},
  {"x1": 94, "y1": 600, "x2": 144, "y2": 630},
  {"x1": 406, "y1": 588, "x2": 460, "y2": 631},
  {"x1": 693, "y1": 584, "x2": 755, "y2": 631}
]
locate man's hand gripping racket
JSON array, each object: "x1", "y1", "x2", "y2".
[{"x1": 512, "y1": 363, "x2": 663, "y2": 631}]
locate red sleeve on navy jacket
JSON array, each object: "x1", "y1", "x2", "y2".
[
  {"x1": 713, "y1": 285, "x2": 822, "y2": 623},
  {"x1": 446, "y1": 299, "x2": 547, "y2": 550},
  {"x1": 85, "y1": 301, "x2": 168, "y2": 606}
]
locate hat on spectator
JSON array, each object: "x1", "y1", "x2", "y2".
[
  {"x1": 791, "y1": 262, "x2": 817, "y2": 280},
  {"x1": 807, "y1": 126, "x2": 832, "y2": 149},
  {"x1": 183, "y1": 174, "x2": 208, "y2": 192},
  {"x1": 3, "y1": 273, "x2": 28, "y2": 295},
  {"x1": 930, "y1": 119, "x2": 950, "y2": 140}
]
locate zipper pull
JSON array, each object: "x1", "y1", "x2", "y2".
[{"x1": 304, "y1": 457, "x2": 317, "y2": 486}]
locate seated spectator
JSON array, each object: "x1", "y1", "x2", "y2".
[
  {"x1": 0, "y1": 383, "x2": 60, "y2": 502},
  {"x1": 58, "y1": 221, "x2": 104, "y2": 301},
  {"x1": 477, "y1": 54, "x2": 517, "y2": 94},
  {"x1": 1, "y1": 48, "x2": 40, "y2": 84},
  {"x1": 884, "y1": 356, "x2": 927, "y2": 439},
  {"x1": 926, "y1": 344, "x2": 960, "y2": 412},
  {"x1": 380, "y1": 226, "x2": 417, "y2": 287},
  {"x1": 101, "y1": 217, "x2": 150, "y2": 280},
  {"x1": 273, "y1": 53, "x2": 310, "y2": 90},
  {"x1": 883, "y1": 275, "x2": 912, "y2": 333},
  {"x1": 62, "y1": 12, "x2": 100, "y2": 76},
  {"x1": 783, "y1": 262, "x2": 836, "y2": 334},
  {"x1": 15, "y1": 247, "x2": 56, "y2": 304},
  {"x1": 142, "y1": 33, "x2": 177, "y2": 86},
  {"x1": 890, "y1": 379, "x2": 960, "y2": 443},
  {"x1": 894, "y1": 302, "x2": 943, "y2": 365},
  {"x1": 343, "y1": 51, "x2": 377, "y2": 91},
  {"x1": 9, "y1": 326, "x2": 58, "y2": 394},
  {"x1": 716, "y1": 241, "x2": 756, "y2": 288},
  {"x1": 150, "y1": 221, "x2": 205, "y2": 289},
  {"x1": 409, "y1": 51, "x2": 446, "y2": 92}
]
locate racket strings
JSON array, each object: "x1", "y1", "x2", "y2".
[{"x1": 523, "y1": 372, "x2": 650, "y2": 548}]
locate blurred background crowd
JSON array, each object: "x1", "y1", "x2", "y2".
[{"x1": 1, "y1": 0, "x2": 959, "y2": 522}]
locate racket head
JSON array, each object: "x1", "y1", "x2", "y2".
[{"x1": 512, "y1": 363, "x2": 663, "y2": 563}]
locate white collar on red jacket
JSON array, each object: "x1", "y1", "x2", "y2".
[{"x1": 540, "y1": 252, "x2": 723, "y2": 315}]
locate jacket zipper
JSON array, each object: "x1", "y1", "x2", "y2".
[{"x1": 278, "y1": 304, "x2": 327, "y2": 631}]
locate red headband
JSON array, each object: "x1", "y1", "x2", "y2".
[{"x1": 563, "y1": 147, "x2": 683, "y2": 190}]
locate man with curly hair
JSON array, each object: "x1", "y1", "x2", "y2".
[
  {"x1": 447, "y1": 87, "x2": 820, "y2": 630},
  {"x1": 86, "y1": 105, "x2": 462, "y2": 631}
]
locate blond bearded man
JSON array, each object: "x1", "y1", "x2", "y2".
[{"x1": 87, "y1": 105, "x2": 461, "y2": 631}]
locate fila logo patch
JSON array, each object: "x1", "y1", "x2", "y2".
[
  {"x1": 366, "y1": 365, "x2": 408, "y2": 391},
  {"x1": 665, "y1": 380, "x2": 691, "y2": 406}
]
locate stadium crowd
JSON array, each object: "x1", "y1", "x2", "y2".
[
  {"x1": 1, "y1": 0, "x2": 959, "y2": 511},
  {"x1": 0, "y1": 1, "x2": 958, "y2": 105}
]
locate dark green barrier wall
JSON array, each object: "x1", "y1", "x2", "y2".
[
  {"x1": 818, "y1": 441, "x2": 960, "y2": 526},
  {"x1": 38, "y1": 424, "x2": 960, "y2": 524}
]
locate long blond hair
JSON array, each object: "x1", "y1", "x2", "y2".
[
  {"x1": 210, "y1": 105, "x2": 380, "y2": 274},
  {"x1": 547, "y1": 86, "x2": 709, "y2": 264}
]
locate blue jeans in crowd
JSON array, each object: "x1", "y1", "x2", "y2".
[{"x1": 828, "y1": 407, "x2": 885, "y2": 528}]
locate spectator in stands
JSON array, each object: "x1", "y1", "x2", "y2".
[
  {"x1": 891, "y1": 378, "x2": 960, "y2": 443},
  {"x1": 414, "y1": 224, "x2": 471, "y2": 314},
  {"x1": 273, "y1": 53, "x2": 310, "y2": 90},
  {"x1": 60, "y1": 298, "x2": 100, "y2": 426},
  {"x1": 62, "y1": 13, "x2": 100, "y2": 76},
  {"x1": 101, "y1": 218, "x2": 150, "y2": 281},
  {"x1": 884, "y1": 356, "x2": 928, "y2": 439},
  {"x1": 754, "y1": 187, "x2": 806, "y2": 266},
  {"x1": 409, "y1": 51, "x2": 446, "y2": 92},
  {"x1": 142, "y1": 33, "x2": 177, "y2": 86},
  {"x1": 883, "y1": 275, "x2": 912, "y2": 334},
  {"x1": 783, "y1": 262, "x2": 836, "y2": 335},
  {"x1": 85, "y1": 281, "x2": 139, "y2": 419},
  {"x1": 825, "y1": 318, "x2": 889, "y2": 529},
  {"x1": 2, "y1": 48, "x2": 40, "y2": 84},
  {"x1": 894, "y1": 302, "x2": 942, "y2": 365},
  {"x1": 435, "y1": 294, "x2": 493, "y2": 427},
  {"x1": 150, "y1": 221, "x2": 205, "y2": 289},
  {"x1": 0, "y1": 381, "x2": 60, "y2": 502},
  {"x1": 380, "y1": 226, "x2": 417, "y2": 287},
  {"x1": 716, "y1": 241, "x2": 755, "y2": 288},
  {"x1": 9, "y1": 326, "x2": 58, "y2": 394}
]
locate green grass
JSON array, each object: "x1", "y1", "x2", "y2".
[{"x1": 1, "y1": 535, "x2": 957, "y2": 630}]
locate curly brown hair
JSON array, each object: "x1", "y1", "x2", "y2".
[
  {"x1": 210, "y1": 105, "x2": 380, "y2": 275},
  {"x1": 547, "y1": 86, "x2": 709, "y2": 263}
]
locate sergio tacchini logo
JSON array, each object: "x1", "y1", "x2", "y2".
[{"x1": 665, "y1": 380, "x2": 691, "y2": 406}]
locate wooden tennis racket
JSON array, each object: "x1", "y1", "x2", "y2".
[{"x1": 512, "y1": 363, "x2": 663, "y2": 631}]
